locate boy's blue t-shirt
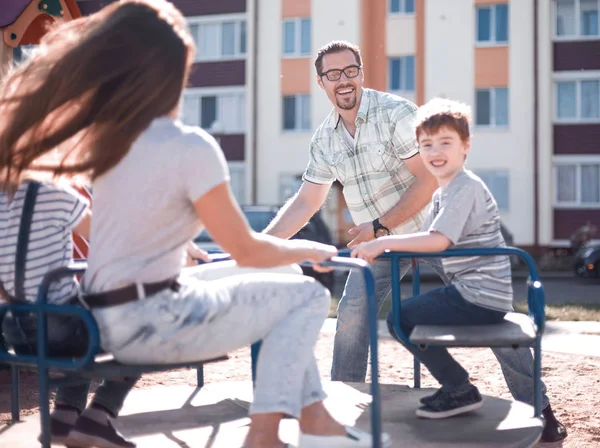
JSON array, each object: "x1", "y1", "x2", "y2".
[{"x1": 421, "y1": 169, "x2": 513, "y2": 313}]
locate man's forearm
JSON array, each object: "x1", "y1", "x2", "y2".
[
  {"x1": 379, "y1": 177, "x2": 437, "y2": 230},
  {"x1": 263, "y1": 194, "x2": 316, "y2": 239}
]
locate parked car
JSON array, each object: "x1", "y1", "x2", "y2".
[
  {"x1": 574, "y1": 242, "x2": 600, "y2": 278},
  {"x1": 193, "y1": 205, "x2": 335, "y2": 292}
]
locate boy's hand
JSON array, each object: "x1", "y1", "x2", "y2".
[{"x1": 350, "y1": 239, "x2": 385, "y2": 264}]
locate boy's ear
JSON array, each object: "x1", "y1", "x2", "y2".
[
  {"x1": 463, "y1": 137, "x2": 472, "y2": 154},
  {"x1": 317, "y1": 75, "x2": 324, "y2": 89}
]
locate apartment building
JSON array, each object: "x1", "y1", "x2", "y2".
[
  {"x1": 1, "y1": 0, "x2": 254, "y2": 206},
  {"x1": 2, "y1": 0, "x2": 598, "y2": 247},
  {"x1": 252, "y1": 0, "x2": 600, "y2": 248},
  {"x1": 539, "y1": 0, "x2": 600, "y2": 245},
  {"x1": 176, "y1": 0, "x2": 254, "y2": 205}
]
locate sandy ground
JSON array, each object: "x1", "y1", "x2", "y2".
[{"x1": 2, "y1": 333, "x2": 599, "y2": 447}]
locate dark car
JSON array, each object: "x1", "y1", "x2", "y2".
[
  {"x1": 574, "y1": 243, "x2": 600, "y2": 278},
  {"x1": 193, "y1": 206, "x2": 335, "y2": 292}
]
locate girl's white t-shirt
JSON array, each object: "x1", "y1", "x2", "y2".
[{"x1": 82, "y1": 118, "x2": 230, "y2": 293}]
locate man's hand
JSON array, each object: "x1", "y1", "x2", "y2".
[
  {"x1": 347, "y1": 221, "x2": 375, "y2": 248},
  {"x1": 350, "y1": 239, "x2": 386, "y2": 264},
  {"x1": 185, "y1": 241, "x2": 212, "y2": 266}
]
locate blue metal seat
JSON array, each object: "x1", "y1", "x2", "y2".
[
  {"x1": 379, "y1": 247, "x2": 546, "y2": 417},
  {"x1": 1, "y1": 257, "x2": 384, "y2": 448}
]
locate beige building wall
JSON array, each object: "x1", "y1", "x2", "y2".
[
  {"x1": 537, "y1": 0, "x2": 554, "y2": 246},
  {"x1": 386, "y1": 14, "x2": 416, "y2": 104},
  {"x1": 425, "y1": 0, "x2": 536, "y2": 245}
]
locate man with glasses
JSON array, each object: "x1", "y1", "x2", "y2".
[
  {"x1": 265, "y1": 39, "x2": 436, "y2": 375},
  {"x1": 264, "y1": 40, "x2": 566, "y2": 442}
]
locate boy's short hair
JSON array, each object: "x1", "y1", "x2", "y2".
[
  {"x1": 414, "y1": 98, "x2": 472, "y2": 143},
  {"x1": 314, "y1": 40, "x2": 362, "y2": 75}
]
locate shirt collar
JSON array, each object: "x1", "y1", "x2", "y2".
[{"x1": 329, "y1": 88, "x2": 371, "y2": 130}]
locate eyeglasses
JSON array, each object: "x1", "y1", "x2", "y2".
[{"x1": 319, "y1": 65, "x2": 361, "y2": 82}]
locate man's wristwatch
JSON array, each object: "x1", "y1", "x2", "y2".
[{"x1": 372, "y1": 218, "x2": 391, "y2": 238}]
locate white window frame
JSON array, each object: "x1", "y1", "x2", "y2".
[
  {"x1": 474, "y1": 170, "x2": 510, "y2": 212},
  {"x1": 180, "y1": 86, "x2": 246, "y2": 134},
  {"x1": 388, "y1": 0, "x2": 415, "y2": 15},
  {"x1": 553, "y1": 0, "x2": 600, "y2": 41},
  {"x1": 475, "y1": 3, "x2": 510, "y2": 47},
  {"x1": 475, "y1": 87, "x2": 510, "y2": 128},
  {"x1": 228, "y1": 161, "x2": 247, "y2": 205},
  {"x1": 553, "y1": 155, "x2": 600, "y2": 208},
  {"x1": 282, "y1": 18, "x2": 311, "y2": 58},
  {"x1": 187, "y1": 14, "x2": 247, "y2": 63},
  {"x1": 553, "y1": 71, "x2": 600, "y2": 123},
  {"x1": 282, "y1": 94, "x2": 311, "y2": 132},
  {"x1": 388, "y1": 56, "x2": 416, "y2": 94}
]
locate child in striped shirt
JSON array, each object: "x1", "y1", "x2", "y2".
[{"x1": 0, "y1": 180, "x2": 138, "y2": 448}]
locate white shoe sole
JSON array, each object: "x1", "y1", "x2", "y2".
[
  {"x1": 299, "y1": 426, "x2": 391, "y2": 447},
  {"x1": 416, "y1": 399, "x2": 483, "y2": 419}
]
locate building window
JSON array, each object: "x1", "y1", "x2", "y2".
[
  {"x1": 283, "y1": 18, "x2": 311, "y2": 57},
  {"x1": 228, "y1": 162, "x2": 246, "y2": 205},
  {"x1": 283, "y1": 94, "x2": 311, "y2": 131},
  {"x1": 389, "y1": 0, "x2": 415, "y2": 14},
  {"x1": 181, "y1": 90, "x2": 246, "y2": 133},
  {"x1": 555, "y1": 79, "x2": 600, "y2": 121},
  {"x1": 475, "y1": 170, "x2": 510, "y2": 212},
  {"x1": 555, "y1": 160, "x2": 600, "y2": 207},
  {"x1": 388, "y1": 56, "x2": 415, "y2": 93},
  {"x1": 475, "y1": 88, "x2": 509, "y2": 127},
  {"x1": 188, "y1": 17, "x2": 246, "y2": 62},
  {"x1": 476, "y1": 4, "x2": 509, "y2": 44},
  {"x1": 555, "y1": 0, "x2": 600, "y2": 38}
]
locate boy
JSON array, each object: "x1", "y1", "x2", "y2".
[{"x1": 351, "y1": 98, "x2": 515, "y2": 419}]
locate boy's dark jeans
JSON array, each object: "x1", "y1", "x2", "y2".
[
  {"x1": 386, "y1": 285, "x2": 506, "y2": 391},
  {"x1": 2, "y1": 307, "x2": 137, "y2": 417}
]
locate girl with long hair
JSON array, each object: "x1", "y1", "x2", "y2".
[{"x1": 0, "y1": 1, "x2": 387, "y2": 447}]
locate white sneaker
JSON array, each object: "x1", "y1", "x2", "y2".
[{"x1": 298, "y1": 426, "x2": 391, "y2": 447}]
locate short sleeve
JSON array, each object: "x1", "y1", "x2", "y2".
[
  {"x1": 58, "y1": 184, "x2": 90, "y2": 231},
  {"x1": 429, "y1": 183, "x2": 477, "y2": 245},
  {"x1": 179, "y1": 128, "x2": 231, "y2": 202},
  {"x1": 390, "y1": 101, "x2": 419, "y2": 160},
  {"x1": 302, "y1": 136, "x2": 335, "y2": 184}
]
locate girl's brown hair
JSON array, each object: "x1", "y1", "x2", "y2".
[{"x1": 0, "y1": 0, "x2": 195, "y2": 191}]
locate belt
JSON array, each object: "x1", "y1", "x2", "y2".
[{"x1": 81, "y1": 277, "x2": 180, "y2": 309}]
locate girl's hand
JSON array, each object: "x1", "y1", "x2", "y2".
[
  {"x1": 185, "y1": 241, "x2": 211, "y2": 266},
  {"x1": 350, "y1": 239, "x2": 385, "y2": 264}
]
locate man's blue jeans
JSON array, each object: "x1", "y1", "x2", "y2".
[
  {"x1": 331, "y1": 259, "x2": 549, "y2": 408},
  {"x1": 2, "y1": 311, "x2": 137, "y2": 416}
]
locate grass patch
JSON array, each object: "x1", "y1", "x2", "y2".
[
  {"x1": 330, "y1": 297, "x2": 600, "y2": 322},
  {"x1": 514, "y1": 302, "x2": 600, "y2": 322}
]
